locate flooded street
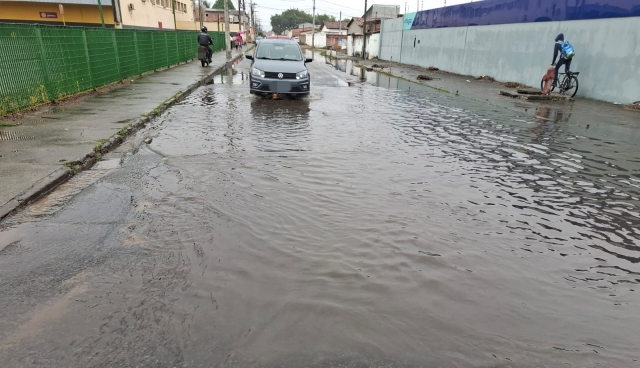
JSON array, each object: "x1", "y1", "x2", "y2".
[{"x1": 1, "y1": 57, "x2": 639, "y2": 367}]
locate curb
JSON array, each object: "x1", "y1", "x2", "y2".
[{"x1": 0, "y1": 53, "x2": 245, "y2": 222}]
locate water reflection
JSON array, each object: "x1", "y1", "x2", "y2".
[{"x1": 250, "y1": 97, "x2": 311, "y2": 152}]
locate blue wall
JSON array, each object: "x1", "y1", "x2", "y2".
[{"x1": 410, "y1": 0, "x2": 640, "y2": 29}]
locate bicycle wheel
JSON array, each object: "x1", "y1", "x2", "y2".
[
  {"x1": 565, "y1": 76, "x2": 579, "y2": 98},
  {"x1": 540, "y1": 78, "x2": 555, "y2": 93}
]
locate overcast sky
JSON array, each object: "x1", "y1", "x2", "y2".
[{"x1": 252, "y1": 0, "x2": 477, "y2": 31}]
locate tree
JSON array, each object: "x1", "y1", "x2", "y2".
[
  {"x1": 212, "y1": 0, "x2": 235, "y2": 10},
  {"x1": 270, "y1": 9, "x2": 343, "y2": 34},
  {"x1": 195, "y1": 1, "x2": 213, "y2": 9},
  {"x1": 315, "y1": 14, "x2": 336, "y2": 24},
  {"x1": 270, "y1": 9, "x2": 312, "y2": 34}
]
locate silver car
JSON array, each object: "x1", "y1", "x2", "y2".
[{"x1": 246, "y1": 39, "x2": 313, "y2": 96}]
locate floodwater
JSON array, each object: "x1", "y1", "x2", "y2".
[{"x1": 1, "y1": 58, "x2": 639, "y2": 367}]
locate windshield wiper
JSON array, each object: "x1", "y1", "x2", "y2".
[{"x1": 256, "y1": 57, "x2": 272, "y2": 60}]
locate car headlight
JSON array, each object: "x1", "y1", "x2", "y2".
[
  {"x1": 296, "y1": 70, "x2": 308, "y2": 79},
  {"x1": 251, "y1": 67, "x2": 265, "y2": 78}
]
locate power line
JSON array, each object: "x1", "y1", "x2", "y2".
[{"x1": 319, "y1": 0, "x2": 362, "y2": 12}]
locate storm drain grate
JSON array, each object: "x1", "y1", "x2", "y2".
[{"x1": 0, "y1": 131, "x2": 36, "y2": 141}]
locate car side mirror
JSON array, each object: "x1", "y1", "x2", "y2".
[
  {"x1": 305, "y1": 58, "x2": 313, "y2": 63},
  {"x1": 245, "y1": 54, "x2": 254, "y2": 60}
]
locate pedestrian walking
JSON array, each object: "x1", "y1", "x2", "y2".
[
  {"x1": 230, "y1": 35, "x2": 236, "y2": 51},
  {"x1": 237, "y1": 34, "x2": 244, "y2": 50}
]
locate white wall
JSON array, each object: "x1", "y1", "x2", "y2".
[
  {"x1": 309, "y1": 32, "x2": 327, "y2": 48},
  {"x1": 348, "y1": 35, "x2": 379, "y2": 59},
  {"x1": 348, "y1": 35, "x2": 364, "y2": 57},
  {"x1": 368, "y1": 34, "x2": 380, "y2": 59},
  {"x1": 379, "y1": 17, "x2": 403, "y2": 62},
  {"x1": 379, "y1": 17, "x2": 640, "y2": 104}
]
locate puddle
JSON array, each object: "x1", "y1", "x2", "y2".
[{"x1": 93, "y1": 158, "x2": 122, "y2": 170}]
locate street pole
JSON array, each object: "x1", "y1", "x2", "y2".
[
  {"x1": 172, "y1": 0, "x2": 177, "y2": 30},
  {"x1": 238, "y1": 0, "x2": 242, "y2": 34},
  {"x1": 97, "y1": 0, "x2": 105, "y2": 28},
  {"x1": 224, "y1": 0, "x2": 231, "y2": 59},
  {"x1": 362, "y1": 0, "x2": 367, "y2": 59},
  {"x1": 312, "y1": 0, "x2": 315, "y2": 48},
  {"x1": 250, "y1": 1, "x2": 255, "y2": 40}
]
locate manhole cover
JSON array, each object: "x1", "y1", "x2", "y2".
[{"x1": 0, "y1": 131, "x2": 36, "y2": 141}]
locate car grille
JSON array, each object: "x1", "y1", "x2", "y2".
[
  {"x1": 264, "y1": 72, "x2": 296, "y2": 79},
  {"x1": 259, "y1": 85, "x2": 271, "y2": 91}
]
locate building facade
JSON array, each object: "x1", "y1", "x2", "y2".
[
  {"x1": 115, "y1": 0, "x2": 194, "y2": 30},
  {"x1": 364, "y1": 4, "x2": 400, "y2": 19},
  {"x1": 0, "y1": 0, "x2": 116, "y2": 27},
  {"x1": 193, "y1": 8, "x2": 249, "y2": 33}
]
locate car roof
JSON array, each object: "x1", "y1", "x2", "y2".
[{"x1": 258, "y1": 38, "x2": 298, "y2": 45}]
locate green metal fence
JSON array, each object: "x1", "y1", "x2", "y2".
[{"x1": 0, "y1": 23, "x2": 226, "y2": 115}]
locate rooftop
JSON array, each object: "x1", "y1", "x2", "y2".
[{"x1": 321, "y1": 21, "x2": 347, "y2": 30}]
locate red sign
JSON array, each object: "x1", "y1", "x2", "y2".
[
  {"x1": 59, "y1": 4, "x2": 64, "y2": 15},
  {"x1": 40, "y1": 12, "x2": 58, "y2": 18},
  {"x1": 158, "y1": 21, "x2": 163, "y2": 30}
]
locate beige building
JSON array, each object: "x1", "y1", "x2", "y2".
[
  {"x1": 113, "y1": 0, "x2": 194, "y2": 30},
  {"x1": 194, "y1": 8, "x2": 248, "y2": 34},
  {"x1": 114, "y1": 2, "x2": 248, "y2": 33}
]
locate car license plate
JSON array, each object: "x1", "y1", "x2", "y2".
[{"x1": 276, "y1": 82, "x2": 289, "y2": 93}]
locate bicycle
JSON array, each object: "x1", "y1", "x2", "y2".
[{"x1": 540, "y1": 71, "x2": 579, "y2": 98}]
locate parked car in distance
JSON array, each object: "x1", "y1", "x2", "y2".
[
  {"x1": 267, "y1": 35, "x2": 292, "y2": 40},
  {"x1": 246, "y1": 38, "x2": 312, "y2": 97}
]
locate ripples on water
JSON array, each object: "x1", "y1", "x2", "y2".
[{"x1": 141, "y1": 70, "x2": 640, "y2": 365}]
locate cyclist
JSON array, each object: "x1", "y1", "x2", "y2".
[
  {"x1": 551, "y1": 33, "x2": 573, "y2": 87},
  {"x1": 198, "y1": 26, "x2": 213, "y2": 63}
]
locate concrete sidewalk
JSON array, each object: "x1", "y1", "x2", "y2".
[
  {"x1": 346, "y1": 56, "x2": 640, "y2": 131},
  {"x1": 0, "y1": 49, "x2": 245, "y2": 219}
]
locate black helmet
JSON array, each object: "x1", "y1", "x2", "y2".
[
  {"x1": 201, "y1": 26, "x2": 208, "y2": 33},
  {"x1": 555, "y1": 33, "x2": 564, "y2": 42}
]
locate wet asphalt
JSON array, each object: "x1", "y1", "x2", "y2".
[{"x1": 0, "y1": 55, "x2": 639, "y2": 368}]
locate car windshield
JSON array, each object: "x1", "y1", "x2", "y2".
[{"x1": 255, "y1": 44, "x2": 302, "y2": 61}]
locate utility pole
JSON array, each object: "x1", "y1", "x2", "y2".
[
  {"x1": 339, "y1": 11, "x2": 341, "y2": 48},
  {"x1": 312, "y1": 0, "x2": 316, "y2": 48},
  {"x1": 199, "y1": 0, "x2": 204, "y2": 29},
  {"x1": 224, "y1": 0, "x2": 231, "y2": 59},
  {"x1": 250, "y1": 1, "x2": 256, "y2": 40},
  {"x1": 362, "y1": 0, "x2": 367, "y2": 59},
  {"x1": 97, "y1": 0, "x2": 105, "y2": 28},
  {"x1": 172, "y1": 0, "x2": 177, "y2": 30},
  {"x1": 242, "y1": 0, "x2": 247, "y2": 42},
  {"x1": 238, "y1": 0, "x2": 242, "y2": 35}
]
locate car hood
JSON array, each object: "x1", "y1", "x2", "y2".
[{"x1": 252, "y1": 59, "x2": 306, "y2": 73}]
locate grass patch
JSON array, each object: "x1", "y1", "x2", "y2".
[
  {"x1": 117, "y1": 125, "x2": 129, "y2": 137},
  {"x1": 0, "y1": 122, "x2": 19, "y2": 127}
]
